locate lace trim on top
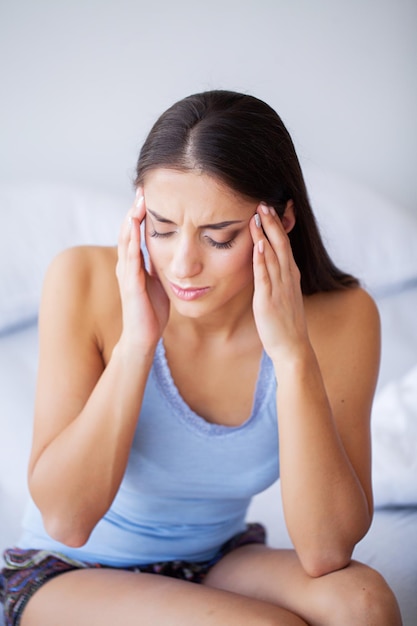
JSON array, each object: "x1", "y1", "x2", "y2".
[{"x1": 152, "y1": 339, "x2": 276, "y2": 437}]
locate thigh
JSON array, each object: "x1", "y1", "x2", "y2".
[
  {"x1": 204, "y1": 545, "x2": 402, "y2": 626},
  {"x1": 21, "y1": 567, "x2": 308, "y2": 626}
]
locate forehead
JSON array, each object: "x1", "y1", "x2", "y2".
[{"x1": 143, "y1": 168, "x2": 256, "y2": 222}]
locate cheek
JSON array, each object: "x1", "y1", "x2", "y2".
[
  {"x1": 218, "y1": 242, "x2": 254, "y2": 276},
  {"x1": 233, "y1": 236, "x2": 255, "y2": 265},
  {"x1": 145, "y1": 230, "x2": 167, "y2": 261}
]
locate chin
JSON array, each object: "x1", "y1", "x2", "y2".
[{"x1": 171, "y1": 299, "x2": 213, "y2": 319}]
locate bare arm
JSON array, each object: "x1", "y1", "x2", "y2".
[
  {"x1": 250, "y1": 206, "x2": 379, "y2": 577},
  {"x1": 28, "y1": 196, "x2": 169, "y2": 547},
  {"x1": 275, "y1": 291, "x2": 378, "y2": 577}
]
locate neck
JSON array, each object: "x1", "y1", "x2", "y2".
[{"x1": 165, "y1": 287, "x2": 257, "y2": 345}]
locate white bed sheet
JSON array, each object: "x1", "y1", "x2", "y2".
[{"x1": 0, "y1": 324, "x2": 35, "y2": 555}]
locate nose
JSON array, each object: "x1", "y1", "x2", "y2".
[{"x1": 169, "y1": 235, "x2": 203, "y2": 280}]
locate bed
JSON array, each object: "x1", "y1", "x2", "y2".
[{"x1": 1, "y1": 166, "x2": 416, "y2": 625}]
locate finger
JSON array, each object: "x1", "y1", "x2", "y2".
[
  {"x1": 117, "y1": 206, "x2": 134, "y2": 281},
  {"x1": 257, "y1": 204, "x2": 293, "y2": 276},
  {"x1": 117, "y1": 192, "x2": 145, "y2": 282},
  {"x1": 251, "y1": 216, "x2": 273, "y2": 296},
  {"x1": 126, "y1": 216, "x2": 141, "y2": 267},
  {"x1": 118, "y1": 193, "x2": 140, "y2": 246},
  {"x1": 132, "y1": 187, "x2": 145, "y2": 221},
  {"x1": 251, "y1": 207, "x2": 284, "y2": 284},
  {"x1": 129, "y1": 192, "x2": 145, "y2": 251},
  {"x1": 120, "y1": 189, "x2": 145, "y2": 240},
  {"x1": 249, "y1": 211, "x2": 273, "y2": 256},
  {"x1": 249, "y1": 212, "x2": 263, "y2": 244}
]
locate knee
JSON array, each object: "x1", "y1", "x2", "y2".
[
  {"x1": 329, "y1": 562, "x2": 402, "y2": 626},
  {"x1": 353, "y1": 568, "x2": 402, "y2": 626}
]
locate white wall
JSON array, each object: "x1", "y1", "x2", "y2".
[{"x1": 0, "y1": 0, "x2": 416, "y2": 213}]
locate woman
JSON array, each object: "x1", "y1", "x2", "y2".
[{"x1": 1, "y1": 90, "x2": 402, "y2": 625}]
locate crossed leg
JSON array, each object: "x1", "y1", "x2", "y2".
[
  {"x1": 21, "y1": 547, "x2": 402, "y2": 626},
  {"x1": 205, "y1": 545, "x2": 403, "y2": 626},
  {"x1": 21, "y1": 567, "x2": 307, "y2": 626}
]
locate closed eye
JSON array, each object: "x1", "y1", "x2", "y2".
[
  {"x1": 149, "y1": 229, "x2": 174, "y2": 239},
  {"x1": 206, "y1": 236, "x2": 235, "y2": 249},
  {"x1": 150, "y1": 229, "x2": 236, "y2": 250}
]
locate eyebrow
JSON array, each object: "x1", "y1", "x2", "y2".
[{"x1": 147, "y1": 209, "x2": 244, "y2": 230}]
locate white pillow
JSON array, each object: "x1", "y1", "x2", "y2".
[
  {"x1": 0, "y1": 181, "x2": 130, "y2": 333},
  {"x1": 376, "y1": 286, "x2": 417, "y2": 388},
  {"x1": 372, "y1": 364, "x2": 417, "y2": 507},
  {"x1": 302, "y1": 163, "x2": 417, "y2": 296}
]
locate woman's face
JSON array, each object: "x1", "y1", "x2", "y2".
[{"x1": 143, "y1": 168, "x2": 258, "y2": 319}]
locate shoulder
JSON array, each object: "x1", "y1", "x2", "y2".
[
  {"x1": 43, "y1": 245, "x2": 118, "y2": 301},
  {"x1": 305, "y1": 286, "x2": 380, "y2": 340},
  {"x1": 45, "y1": 245, "x2": 117, "y2": 283},
  {"x1": 40, "y1": 245, "x2": 120, "y2": 354},
  {"x1": 305, "y1": 286, "x2": 381, "y2": 400}
]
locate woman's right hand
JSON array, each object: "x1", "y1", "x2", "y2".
[{"x1": 116, "y1": 189, "x2": 170, "y2": 355}]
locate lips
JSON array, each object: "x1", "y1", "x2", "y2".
[{"x1": 168, "y1": 282, "x2": 211, "y2": 301}]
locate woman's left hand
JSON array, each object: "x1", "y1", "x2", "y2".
[{"x1": 249, "y1": 203, "x2": 309, "y2": 362}]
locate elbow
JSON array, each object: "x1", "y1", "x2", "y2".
[
  {"x1": 29, "y1": 484, "x2": 99, "y2": 548},
  {"x1": 297, "y1": 516, "x2": 372, "y2": 578},
  {"x1": 43, "y1": 514, "x2": 92, "y2": 548},
  {"x1": 300, "y1": 546, "x2": 353, "y2": 578}
]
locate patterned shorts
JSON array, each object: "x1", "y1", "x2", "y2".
[{"x1": 0, "y1": 523, "x2": 266, "y2": 626}]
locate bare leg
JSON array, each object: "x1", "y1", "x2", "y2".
[
  {"x1": 205, "y1": 546, "x2": 403, "y2": 626},
  {"x1": 21, "y1": 567, "x2": 308, "y2": 626}
]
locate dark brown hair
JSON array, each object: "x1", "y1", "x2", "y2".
[{"x1": 135, "y1": 90, "x2": 358, "y2": 294}]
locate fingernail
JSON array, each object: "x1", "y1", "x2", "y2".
[
  {"x1": 254, "y1": 214, "x2": 261, "y2": 228},
  {"x1": 260, "y1": 203, "x2": 269, "y2": 215},
  {"x1": 136, "y1": 194, "x2": 144, "y2": 208},
  {"x1": 270, "y1": 207, "x2": 276, "y2": 216}
]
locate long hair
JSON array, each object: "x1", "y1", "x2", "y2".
[{"x1": 134, "y1": 90, "x2": 358, "y2": 294}]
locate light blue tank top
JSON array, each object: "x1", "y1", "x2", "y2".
[{"x1": 19, "y1": 340, "x2": 279, "y2": 566}]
